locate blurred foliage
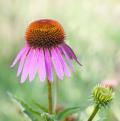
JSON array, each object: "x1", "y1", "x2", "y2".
[{"x1": 0, "y1": 0, "x2": 120, "y2": 121}]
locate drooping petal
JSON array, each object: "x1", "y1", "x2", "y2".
[
  {"x1": 62, "y1": 43, "x2": 82, "y2": 66},
  {"x1": 38, "y1": 48, "x2": 46, "y2": 82},
  {"x1": 51, "y1": 47, "x2": 64, "y2": 80},
  {"x1": 29, "y1": 49, "x2": 38, "y2": 82},
  {"x1": 11, "y1": 47, "x2": 26, "y2": 67},
  {"x1": 59, "y1": 45, "x2": 74, "y2": 71},
  {"x1": 45, "y1": 49, "x2": 53, "y2": 81},
  {"x1": 56, "y1": 47, "x2": 71, "y2": 77},
  {"x1": 20, "y1": 49, "x2": 32, "y2": 83},
  {"x1": 17, "y1": 46, "x2": 30, "y2": 76}
]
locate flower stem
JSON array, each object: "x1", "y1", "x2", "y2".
[
  {"x1": 87, "y1": 104, "x2": 100, "y2": 121},
  {"x1": 47, "y1": 80, "x2": 53, "y2": 114}
]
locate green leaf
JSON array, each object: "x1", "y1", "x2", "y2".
[
  {"x1": 23, "y1": 110, "x2": 37, "y2": 121},
  {"x1": 32, "y1": 99, "x2": 48, "y2": 112},
  {"x1": 56, "y1": 107, "x2": 81, "y2": 121},
  {"x1": 8, "y1": 92, "x2": 41, "y2": 121}
]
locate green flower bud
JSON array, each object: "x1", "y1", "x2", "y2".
[{"x1": 92, "y1": 84, "x2": 114, "y2": 107}]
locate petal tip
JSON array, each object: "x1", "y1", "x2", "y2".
[
  {"x1": 77, "y1": 60, "x2": 83, "y2": 66},
  {"x1": 20, "y1": 80, "x2": 25, "y2": 84}
]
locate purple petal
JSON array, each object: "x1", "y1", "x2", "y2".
[
  {"x1": 11, "y1": 47, "x2": 26, "y2": 67},
  {"x1": 56, "y1": 47, "x2": 71, "y2": 77},
  {"x1": 59, "y1": 45, "x2": 75, "y2": 71},
  {"x1": 38, "y1": 48, "x2": 46, "y2": 82},
  {"x1": 62, "y1": 43, "x2": 82, "y2": 66},
  {"x1": 17, "y1": 46, "x2": 30, "y2": 76},
  {"x1": 29, "y1": 49, "x2": 38, "y2": 82},
  {"x1": 45, "y1": 49, "x2": 53, "y2": 81},
  {"x1": 51, "y1": 47, "x2": 64, "y2": 80},
  {"x1": 20, "y1": 49, "x2": 32, "y2": 83}
]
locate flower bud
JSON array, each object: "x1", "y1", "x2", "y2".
[{"x1": 92, "y1": 84, "x2": 114, "y2": 107}]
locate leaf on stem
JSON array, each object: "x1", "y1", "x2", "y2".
[
  {"x1": 32, "y1": 99, "x2": 48, "y2": 112},
  {"x1": 56, "y1": 106, "x2": 81, "y2": 121},
  {"x1": 8, "y1": 92, "x2": 41, "y2": 121}
]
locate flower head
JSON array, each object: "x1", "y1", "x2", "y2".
[
  {"x1": 92, "y1": 84, "x2": 114, "y2": 107},
  {"x1": 101, "y1": 79, "x2": 118, "y2": 90},
  {"x1": 11, "y1": 19, "x2": 81, "y2": 83},
  {"x1": 26, "y1": 19, "x2": 65, "y2": 48}
]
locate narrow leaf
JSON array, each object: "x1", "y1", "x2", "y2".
[
  {"x1": 32, "y1": 100, "x2": 48, "y2": 112},
  {"x1": 8, "y1": 92, "x2": 41, "y2": 120},
  {"x1": 56, "y1": 107, "x2": 81, "y2": 121}
]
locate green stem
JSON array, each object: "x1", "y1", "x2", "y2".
[
  {"x1": 47, "y1": 80, "x2": 53, "y2": 114},
  {"x1": 87, "y1": 104, "x2": 100, "y2": 121}
]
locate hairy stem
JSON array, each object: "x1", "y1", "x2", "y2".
[
  {"x1": 87, "y1": 104, "x2": 100, "y2": 121},
  {"x1": 47, "y1": 80, "x2": 53, "y2": 114}
]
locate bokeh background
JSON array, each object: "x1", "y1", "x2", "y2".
[{"x1": 0, "y1": 0, "x2": 120, "y2": 121}]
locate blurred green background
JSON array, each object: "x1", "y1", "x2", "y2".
[{"x1": 0, "y1": 0, "x2": 120, "y2": 121}]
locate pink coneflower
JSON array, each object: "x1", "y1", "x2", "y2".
[
  {"x1": 11, "y1": 19, "x2": 81, "y2": 83},
  {"x1": 101, "y1": 79, "x2": 118, "y2": 89}
]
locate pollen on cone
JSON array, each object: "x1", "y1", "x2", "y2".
[{"x1": 26, "y1": 19, "x2": 65, "y2": 48}]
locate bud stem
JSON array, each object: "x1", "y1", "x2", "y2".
[
  {"x1": 87, "y1": 104, "x2": 100, "y2": 121},
  {"x1": 47, "y1": 80, "x2": 53, "y2": 114}
]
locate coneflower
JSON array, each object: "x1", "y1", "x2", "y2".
[
  {"x1": 101, "y1": 79, "x2": 118, "y2": 90},
  {"x1": 11, "y1": 19, "x2": 81, "y2": 114},
  {"x1": 11, "y1": 19, "x2": 81, "y2": 83}
]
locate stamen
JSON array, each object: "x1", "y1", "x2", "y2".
[{"x1": 25, "y1": 19, "x2": 65, "y2": 48}]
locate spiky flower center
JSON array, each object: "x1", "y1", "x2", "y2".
[
  {"x1": 93, "y1": 85, "x2": 114, "y2": 107},
  {"x1": 25, "y1": 19, "x2": 65, "y2": 48}
]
